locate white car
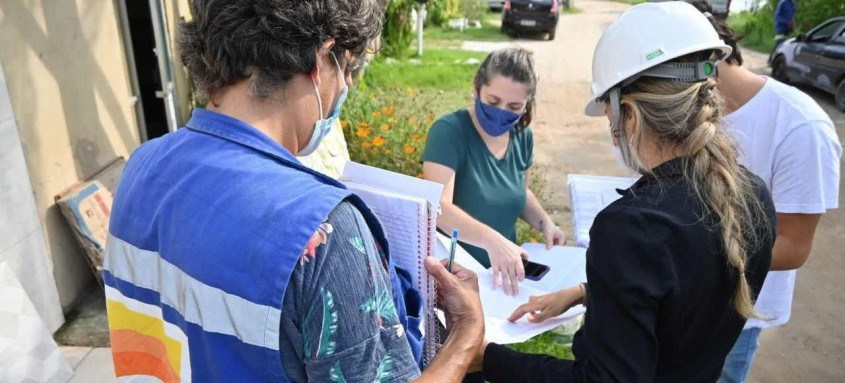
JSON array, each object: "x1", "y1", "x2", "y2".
[{"x1": 487, "y1": 0, "x2": 505, "y2": 10}]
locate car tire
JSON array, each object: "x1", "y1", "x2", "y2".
[
  {"x1": 548, "y1": 29, "x2": 556, "y2": 40},
  {"x1": 771, "y1": 56, "x2": 790, "y2": 84},
  {"x1": 836, "y1": 80, "x2": 845, "y2": 112}
]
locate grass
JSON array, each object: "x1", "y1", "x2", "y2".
[
  {"x1": 361, "y1": 49, "x2": 488, "y2": 91},
  {"x1": 424, "y1": 12, "x2": 510, "y2": 43},
  {"x1": 509, "y1": 328, "x2": 576, "y2": 359},
  {"x1": 728, "y1": 12, "x2": 776, "y2": 54}
]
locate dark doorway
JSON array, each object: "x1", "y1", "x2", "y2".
[{"x1": 123, "y1": 0, "x2": 169, "y2": 141}]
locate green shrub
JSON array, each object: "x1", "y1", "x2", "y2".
[
  {"x1": 382, "y1": 0, "x2": 416, "y2": 57},
  {"x1": 342, "y1": 88, "x2": 436, "y2": 177},
  {"x1": 426, "y1": 0, "x2": 465, "y2": 27},
  {"x1": 728, "y1": 0, "x2": 845, "y2": 54},
  {"x1": 461, "y1": 0, "x2": 489, "y2": 22},
  {"x1": 795, "y1": 0, "x2": 845, "y2": 33},
  {"x1": 729, "y1": 8, "x2": 775, "y2": 53}
]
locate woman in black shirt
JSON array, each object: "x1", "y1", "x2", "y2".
[{"x1": 470, "y1": 3, "x2": 776, "y2": 382}]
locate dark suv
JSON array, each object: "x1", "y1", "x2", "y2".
[
  {"x1": 501, "y1": 0, "x2": 560, "y2": 40},
  {"x1": 770, "y1": 17, "x2": 845, "y2": 111}
]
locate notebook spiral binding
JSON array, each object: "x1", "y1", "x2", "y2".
[{"x1": 420, "y1": 201, "x2": 440, "y2": 368}]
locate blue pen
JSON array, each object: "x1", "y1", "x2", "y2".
[{"x1": 448, "y1": 229, "x2": 459, "y2": 272}]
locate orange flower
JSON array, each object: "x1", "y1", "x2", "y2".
[
  {"x1": 425, "y1": 118, "x2": 433, "y2": 125},
  {"x1": 356, "y1": 127, "x2": 371, "y2": 137},
  {"x1": 380, "y1": 124, "x2": 390, "y2": 131},
  {"x1": 411, "y1": 134, "x2": 421, "y2": 142},
  {"x1": 530, "y1": 237, "x2": 538, "y2": 243},
  {"x1": 357, "y1": 121, "x2": 369, "y2": 129},
  {"x1": 371, "y1": 147, "x2": 379, "y2": 154},
  {"x1": 385, "y1": 149, "x2": 393, "y2": 155},
  {"x1": 371, "y1": 111, "x2": 382, "y2": 118},
  {"x1": 340, "y1": 119, "x2": 349, "y2": 129},
  {"x1": 404, "y1": 145, "x2": 415, "y2": 154},
  {"x1": 362, "y1": 141, "x2": 373, "y2": 149},
  {"x1": 383, "y1": 106, "x2": 395, "y2": 116},
  {"x1": 373, "y1": 136, "x2": 385, "y2": 147}
]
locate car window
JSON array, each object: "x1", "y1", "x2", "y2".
[
  {"x1": 835, "y1": 29, "x2": 845, "y2": 45},
  {"x1": 808, "y1": 21, "x2": 845, "y2": 43}
]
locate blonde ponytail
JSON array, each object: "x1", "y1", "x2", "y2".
[{"x1": 621, "y1": 78, "x2": 770, "y2": 319}]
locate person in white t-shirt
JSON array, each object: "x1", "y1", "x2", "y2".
[{"x1": 691, "y1": 3, "x2": 843, "y2": 382}]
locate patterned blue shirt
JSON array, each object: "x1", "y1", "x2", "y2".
[{"x1": 279, "y1": 201, "x2": 422, "y2": 382}]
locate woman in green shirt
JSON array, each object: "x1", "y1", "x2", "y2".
[{"x1": 422, "y1": 48, "x2": 565, "y2": 296}]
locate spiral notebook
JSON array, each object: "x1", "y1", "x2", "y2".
[{"x1": 341, "y1": 161, "x2": 443, "y2": 368}]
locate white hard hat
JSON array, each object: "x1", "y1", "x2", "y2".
[{"x1": 584, "y1": 1, "x2": 732, "y2": 116}]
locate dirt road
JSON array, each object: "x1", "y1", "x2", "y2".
[{"x1": 500, "y1": 0, "x2": 845, "y2": 380}]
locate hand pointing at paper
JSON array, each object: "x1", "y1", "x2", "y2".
[{"x1": 508, "y1": 285, "x2": 586, "y2": 323}]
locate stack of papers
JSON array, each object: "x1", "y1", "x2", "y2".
[
  {"x1": 435, "y1": 234, "x2": 587, "y2": 344},
  {"x1": 568, "y1": 174, "x2": 638, "y2": 248}
]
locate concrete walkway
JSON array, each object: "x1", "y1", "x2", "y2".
[{"x1": 60, "y1": 347, "x2": 115, "y2": 382}]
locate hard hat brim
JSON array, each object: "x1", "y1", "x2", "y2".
[{"x1": 584, "y1": 99, "x2": 605, "y2": 117}]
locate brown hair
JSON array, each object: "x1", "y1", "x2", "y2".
[{"x1": 473, "y1": 48, "x2": 539, "y2": 131}]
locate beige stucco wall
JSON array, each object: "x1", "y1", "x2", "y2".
[{"x1": 0, "y1": 0, "x2": 140, "y2": 311}]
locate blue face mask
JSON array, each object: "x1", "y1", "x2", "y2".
[
  {"x1": 299, "y1": 53, "x2": 348, "y2": 157},
  {"x1": 474, "y1": 96, "x2": 523, "y2": 137}
]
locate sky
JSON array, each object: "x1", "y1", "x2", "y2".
[{"x1": 730, "y1": 0, "x2": 764, "y2": 12}]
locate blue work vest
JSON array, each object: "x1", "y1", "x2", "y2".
[{"x1": 104, "y1": 109, "x2": 423, "y2": 382}]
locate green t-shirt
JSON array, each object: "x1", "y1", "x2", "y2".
[{"x1": 421, "y1": 109, "x2": 533, "y2": 267}]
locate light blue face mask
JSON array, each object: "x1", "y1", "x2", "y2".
[{"x1": 299, "y1": 53, "x2": 348, "y2": 157}]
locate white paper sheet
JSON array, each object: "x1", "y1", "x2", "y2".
[
  {"x1": 435, "y1": 234, "x2": 588, "y2": 344},
  {"x1": 343, "y1": 161, "x2": 444, "y2": 209},
  {"x1": 568, "y1": 174, "x2": 638, "y2": 248}
]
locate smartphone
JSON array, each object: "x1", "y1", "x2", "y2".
[{"x1": 522, "y1": 259, "x2": 550, "y2": 281}]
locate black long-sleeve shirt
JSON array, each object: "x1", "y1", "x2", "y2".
[{"x1": 483, "y1": 158, "x2": 776, "y2": 383}]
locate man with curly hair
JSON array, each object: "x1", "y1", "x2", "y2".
[{"x1": 103, "y1": 1, "x2": 483, "y2": 382}]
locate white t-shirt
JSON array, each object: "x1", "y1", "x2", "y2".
[{"x1": 724, "y1": 78, "x2": 842, "y2": 329}]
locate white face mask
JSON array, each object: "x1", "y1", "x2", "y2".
[
  {"x1": 298, "y1": 52, "x2": 348, "y2": 157},
  {"x1": 609, "y1": 131, "x2": 639, "y2": 175}
]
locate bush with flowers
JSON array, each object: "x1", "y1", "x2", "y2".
[{"x1": 341, "y1": 87, "x2": 439, "y2": 178}]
